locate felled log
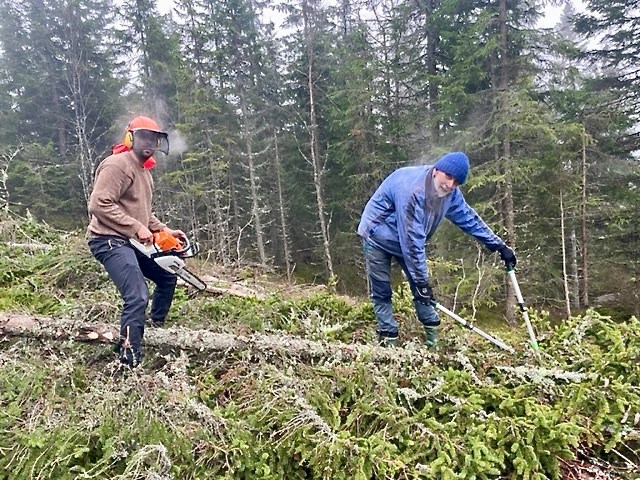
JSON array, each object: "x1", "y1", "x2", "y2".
[
  {"x1": 0, "y1": 312, "x2": 430, "y2": 365},
  {"x1": 0, "y1": 313, "x2": 597, "y2": 385},
  {"x1": 0, "y1": 313, "x2": 119, "y2": 344}
]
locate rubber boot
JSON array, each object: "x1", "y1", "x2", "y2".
[
  {"x1": 378, "y1": 333, "x2": 399, "y2": 348},
  {"x1": 424, "y1": 326, "x2": 439, "y2": 350}
]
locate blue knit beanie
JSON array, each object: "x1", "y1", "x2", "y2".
[{"x1": 434, "y1": 152, "x2": 470, "y2": 185}]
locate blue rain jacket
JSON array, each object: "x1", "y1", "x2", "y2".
[{"x1": 357, "y1": 165, "x2": 505, "y2": 284}]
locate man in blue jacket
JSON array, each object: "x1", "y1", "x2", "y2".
[{"x1": 357, "y1": 152, "x2": 516, "y2": 348}]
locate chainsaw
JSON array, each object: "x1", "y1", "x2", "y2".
[{"x1": 130, "y1": 231, "x2": 207, "y2": 291}]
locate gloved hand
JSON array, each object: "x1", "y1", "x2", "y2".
[
  {"x1": 415, "y1": 281, "x2": 435, "y2": 305},
  {"x1": 499, "y1": 245, "x2": 517, "y2": 270}
]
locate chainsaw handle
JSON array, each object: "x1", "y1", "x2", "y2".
[
  {"x1": 171, "y1": 235, "x2": 200, "y2": 258},
  {"x1": 174, "y1": 235, "x2": 195, "y2": 255}
]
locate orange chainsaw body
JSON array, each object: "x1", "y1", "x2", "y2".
[{"x1": 153, "y1": 231, "x2": 183, "y2": 252}]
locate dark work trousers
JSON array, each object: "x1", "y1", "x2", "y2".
[
  {"x1": 362, "y1": 239, "x2": 440, "y2": 337},
  {"x1": 88, "y1": 235, "x2": 177, "y2": 362}
]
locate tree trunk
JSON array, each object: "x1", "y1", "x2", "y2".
[
  {"x1": 0, "y1": 313, "x2": 432, "y2": 366},
  {"x1": 54, "y1": 93, "x2": 67, "y2": 157},
  {"x1": 228, "y1": 139, "x2": 244, "y2": 266},
  {"x1": 273, "y1": 132, "x2": 294, "y2": 283},
  {"x1": 0, "y1": 145, "x2": 22, "y2": 210},
  {"x1": 570, "y1": 229, "x2": 580, "y2": 309},
  {"x1": 241, "y1": 94, "x2": 267, "y2": 267},
  {"x1": 302, "y1": 0, "x2": 334, "y2": 282},
  {"x1": 423, "y1": 0, "x2": 440, "y2": 138},
  {"x1": 65, "y1": 27, "x2": 96, "y2": 210},
  {"x1": 207, "y1": 138, "x2": 231, "y2": 266},
  {"x1": 0, "y1": 312, "x2": 591, "y2": 379},
  {"x1": 498, "y1": 0, "x2": 516, "y2": 324},
  {"x1": 580, "y1": 129, "x2": 589, "y2": 306},
  {"x1": 560, "y1": 191, "x2": 571, "y2": 318}
]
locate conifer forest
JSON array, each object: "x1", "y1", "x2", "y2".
[{"x1": 0, "y1": 0, "x2": 639, "y2": 478}]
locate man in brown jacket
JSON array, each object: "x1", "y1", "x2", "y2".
[{"x1": 87, "y1": 116, "x2": 184, "y2": 367}]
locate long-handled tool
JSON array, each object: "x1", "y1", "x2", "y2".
[
  {"x1": 130, "y1": 232, "x2": 207, "y2": 291},
  {"x1": 507, "y1": 269, "x2": 540, "y2": 356},
  {"x1": 433, "y1": 302, "x2": 515, "y2": 354}
]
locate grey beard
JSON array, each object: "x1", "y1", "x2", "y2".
[
  {"x1": 425, "y1": 171, "x2": 446, "y2": 211},
  {"x1": 431, "y1": 176, "x2": 451, "y2": 197}
]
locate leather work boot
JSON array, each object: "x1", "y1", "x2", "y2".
[
  {"x1": 378, "y1": 333, "x2": 399, "y2": 348},
  {"x1": 116, "y1": 339, "x2": 142, "y2": 368},
  {"x1": 145, "y1": 313, "x2": 164, "y2": 328},
  {"x1": 423, "y1": 326, "x2": 439, "y2": 350}
]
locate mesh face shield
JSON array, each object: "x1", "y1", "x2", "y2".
[{"x1": 131, "y1": 128, "x2": 170, "y2": 155}]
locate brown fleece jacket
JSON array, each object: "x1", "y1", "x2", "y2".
[{"x1": 86, "y1": 151, "x2": 165, "y2": 239}]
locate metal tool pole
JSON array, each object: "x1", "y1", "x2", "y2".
[
  {"x1": 434, "y1": 302, "x2": 515, "y2": 354},
  {"x1": 507, "y1": 269, "x2": 540, "y2": 357}
]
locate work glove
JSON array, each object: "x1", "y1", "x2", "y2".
[
  {"x1": 499, "y1": 245, "x2": 517, "y2": 270},
  {"x1": 415, "y1": 281, "x2": 435, "y2": 305}
]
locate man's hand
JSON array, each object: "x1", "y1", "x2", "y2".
[
  {"x1": 136, "y1": 225, "x2": 153, "y2": 244},
  {"x1": 163, "y1": 227, "x2": 186, "y2": 240},
  {"x1": 415, "y1": 281, "x2": 435, "y2": 305},
  {"x1": 499, "y1": 245, "x2": 517, "y2": 270}
]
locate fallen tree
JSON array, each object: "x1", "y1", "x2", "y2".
[
  {"x1": 0, "y1": 311, "x2": 612, "y2": 387},
  {"x1": 0, "y1": 311, "x2": 430, "y2": 365}
]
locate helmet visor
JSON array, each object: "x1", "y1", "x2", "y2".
[{"x1": 131, "y1": 129, "x2": 169, "y2": 155}]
